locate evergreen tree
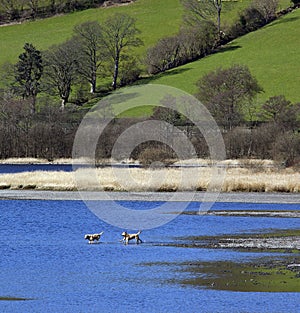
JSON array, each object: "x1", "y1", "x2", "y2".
[{"x1": 15, "y1": 43, "x2": 43, "y2": 113}]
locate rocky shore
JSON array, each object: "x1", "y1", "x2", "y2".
[{"x1": 212, "y1": 236, "x2": 300, "y2": 250}]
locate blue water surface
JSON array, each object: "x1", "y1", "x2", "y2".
[
  {"x1": 0, "y1": 164, "x2": 74, "y2": 173},
  {"x1": 0, "y1": 200, "x2": 299, "y2": 313}
]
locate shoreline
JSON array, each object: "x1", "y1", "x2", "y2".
[{"x1": 1, "y1": 190, "x2": 300, "y2": 203}]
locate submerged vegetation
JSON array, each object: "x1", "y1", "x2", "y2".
[
  {"x1": 178, "y1": 258, "x2": 300, "y2": 292},
  {"x1": 0, "y1": 296, "x2": 32, "y2": 301},
  {"x1": 143, "y1": 228, "x2": 300, "y2": 292}
]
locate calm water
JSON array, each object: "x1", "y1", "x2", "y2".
[
  {"x1": 0, "y1": 163, "x2": 142, "y2": 174},
  {"x1": 0, "y1": 200, "x2": 299, "y2": 313},
  {"x1": 0, "y1": 164, "x2": 74, "y2": 173}
]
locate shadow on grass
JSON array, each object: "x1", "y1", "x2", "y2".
[
  {"x1": 213, "y1": 44, "x2": 242, "y2": 54},
  {"x1": 267, "y1": 16, "x2": 300, "y2": 27},
  {"x1": 136, "y1": 67, "x2": 192, "y2": 85}
]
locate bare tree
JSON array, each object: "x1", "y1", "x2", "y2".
[
  {"x1": 101, "y1": 13, "x2": 143, "y2": 90},
  {"x1": 181, "y1": 0, "x2": 223, "y2": 36},
  {"x1": 252, "y1": 0, "x2": 279, "y2": 23},
  {"x1": 43, "y1": 39, "x2": 80, "y2": 109},
  {"x1": 0, "y1": 0, "x2": 20, "y2": 19},
  {"x1": 260, "y1": 95, "x2": 300, "y2": 132},
  {"x1": 273, "y1": 131, "x2": 300, "y2": 166},
  {"x1": 178, "y1": 21, "x2": 217, "y2": 61},
  {"x1": 27, "y1": 0, "x2": 39, "y2": 19},
  {"x1": 73, "y1": 21, "x2": 104, "y2": 93},
  {"x1": 145, "y1": 35, "x2": 181, "y2": 74}
]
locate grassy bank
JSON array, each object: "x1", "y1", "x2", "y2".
[{"x1": 0, "y1": 165, "x2": 299, "y2": 192}]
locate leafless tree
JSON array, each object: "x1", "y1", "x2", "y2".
[
  {"x1": 43, "y1": 39, "x2": 80, "y2": 109},
  {"x1": 260, "y1": 95, "x2": 300, "y2": 132},
  {"x1": 27, "y1": 0, "x2": 39, "y2": 18},
  {"x1": 0, "y1": 0, "x2": 21, "y2": 19},
  {"x1": 178, "y1": 21, "x2": 217, "y2": 61},
  {"x1": 73, "y1": 21, "x2": 104, "y2": 93},
  {"x1": 181, "y1": 0, "x2": 223, "y2": 36},
  {"x1": 145, "y1": 35, "x2": 181, "y2": 74},
  {"x1": 252, "y1": 0, "x2": 279, "y2": 23},
  {"x1": 101, "y1": 13, "x2": 143, "y2": 90}
]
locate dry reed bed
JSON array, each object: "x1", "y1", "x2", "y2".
[{"x1": 0, "y1": 167, "x2": 299, "y2": 192}]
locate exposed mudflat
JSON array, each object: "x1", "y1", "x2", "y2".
[
  {"x1": 212, "y1": 236, "x2": 300, "y2": 250},
  {"x1": 1, "y1": 190, "x2": 300, "y2": 203},
  {"x1": 188, "y1": 210, "x2": 300, "y2": 218}
]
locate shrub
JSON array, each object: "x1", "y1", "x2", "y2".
[
  {"x1": 229, "y1": 7, "x2": 265, "y2": 38},
  {"x1": 145, "y1": 35, "x2": 181, "y2": 74},
  {"x1": 138, "y1": 146, "x2": 176, "y2": 167},
  {"x1": 272, "y1": 132, "x2": 300, "y2": 167},
  {"x1": 252, "y1": 0, "x2": 279, "y2": 24}
]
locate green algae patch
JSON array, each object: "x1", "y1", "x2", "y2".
[{"x1": 180, "y1": 258, "x2": 300, "y2": 292}]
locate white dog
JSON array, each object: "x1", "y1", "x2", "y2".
[
  {"x1": 121, "y1": 230, "x2": 143, "y2": 244},
  {"x1": 84, "y1": 231, "x2": 104, "y2": 244}
]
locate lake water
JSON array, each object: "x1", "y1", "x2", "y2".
[
  {"x1": 0, "y1": 163, "x2": 142, "y2": 174},
  {"x1": 0, "y1": 200, "x2": 299, "y2": 313},
  {"x1": 0, "y1": 164, "x2": 74, "y2": 174}
]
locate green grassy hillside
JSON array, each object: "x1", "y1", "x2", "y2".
[
  {"x1": 0, "y1": 0, "x2": 279, "y2": 65},
  {"x1": 0, "y1": 0, "x2": 183, "y2": 64},
  {"x1": 0, "y1": 0, "x2": 297, "y2": 106},
  {"x1": 147, "y1": 7, "x2": 300, "y2": 104}
]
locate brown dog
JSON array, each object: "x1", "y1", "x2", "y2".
[
  {"x1": 121, "y1": 230, "x2": 142, "y2": 244},
  {"x1": 84, "y1": 231, "x2": 104, "y2": 244}
]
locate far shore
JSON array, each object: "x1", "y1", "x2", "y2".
[{"x1": 1, "y1": 158, "x2": 300, "y2": 194}]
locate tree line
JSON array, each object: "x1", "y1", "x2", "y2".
[
  {"x1": 2, "y1": 63, "x2": 299, "y2": 164},
  {"x1": 1, "y1": 12, "x2": 143, "y2": 112}
]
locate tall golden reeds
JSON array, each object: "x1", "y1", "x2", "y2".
[{"x1": 0, "y1": 165, "x2": 299, "y2": 192}]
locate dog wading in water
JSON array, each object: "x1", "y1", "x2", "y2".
[
  {"x1": 121, "y1": 230, "x2": 143, "y2": 244},
  {"x1": 84, "y1": 231, "x2": 104, "y2": 244}
]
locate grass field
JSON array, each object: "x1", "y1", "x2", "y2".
[
  {"x1": 0, "y1": 0, "x2": 288, "y2": 64},
  {"x1": 146, "y1": 7, "x2": 300, "y2": 104},
  {"x1": 0, "y1": 0, "x2": 184, "y2": 64}
]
